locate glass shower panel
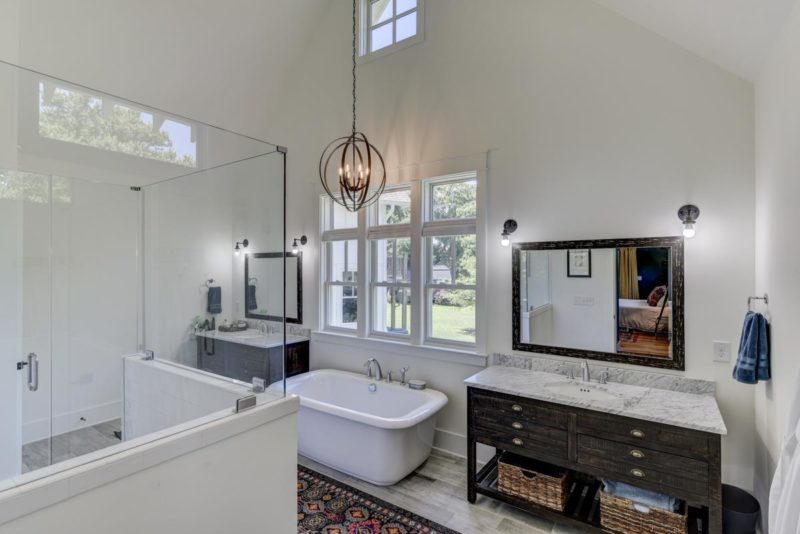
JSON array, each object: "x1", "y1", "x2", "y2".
[
  {"x1": 0, "y1": 171, "x2": 53, "y2": 476},
  {"x1": 143, "y1": 151, "x2": 285, "y2": 395},
  {"x1": 50, "y1": 177, "x2": 139, "y2": 463},
  {"x1": 0, "y1": 58, "x2": 285, "y2": 488}
]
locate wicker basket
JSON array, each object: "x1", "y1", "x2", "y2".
[
  {"x1": 497, "y1": 452, "x2": 572, "y2": 511},
  {"x1": 600, "y1": 489, "x2": 688, "y2": 534}
]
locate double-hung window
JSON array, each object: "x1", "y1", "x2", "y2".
[
  {"x1": 369, "y1": 188, "x2": 412, "y2": 337},
  {"x1": 320, "y1": 171, "x2": 480, "y2": 351},
  {"x1": 423, "y1": 175, "x2": 478, "y2": 346},
  {"x1": 321, "y1": 199, "x2": 359, "y2": 331}
]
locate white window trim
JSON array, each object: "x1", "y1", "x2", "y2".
[
  {"x1": 321, "y1": 238, "x2": 360, "y2": 334},
  {"x1": 422, "y1": 174, "x2": 479, "y2": 348},
  {"x1": 319, "y1": 196, "x2": 361, "y2": 334},
  {"x1": 369, "y1": 186, "x2": 413, "y2": 339},
  {"x1": 357, "y1": 0, "x2": 425, "y2": 64},
  {"x1": 318, "y1": 151, "x2": 489, "y2": 360}
]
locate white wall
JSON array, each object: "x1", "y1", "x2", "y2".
[
  {"x1": 0, "y1": 405, "x2": 298, "y2": 534},
  {"x1": 753, "y1": 0, "x2": 800, "y2": 515},
  {"x1": 279, "y1": 0, "x2": 757, "y2": 490},
  {"x1": 548, "y1": 249, "x2": 616, "y2": 352},
  {"x1": 122, "y1": 357, "x2": 250, "y2": 440}
]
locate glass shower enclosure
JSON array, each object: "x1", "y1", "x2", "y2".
[{"x1": 0, "y1": 59, "x2": 286, "y2": 485}]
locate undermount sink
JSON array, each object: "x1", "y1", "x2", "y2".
[{"x1": 544, "y1": 381, "x2": 622, "y2": 403}]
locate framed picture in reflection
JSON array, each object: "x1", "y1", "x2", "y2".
[{"x1": 567, "y1": 249, "x2": 591, "y2": 278}]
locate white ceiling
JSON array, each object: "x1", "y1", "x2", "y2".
[{"x1": 591, "y1": 0, "x2": 798, "y2": 81}]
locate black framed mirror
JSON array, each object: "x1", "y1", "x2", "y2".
[
  {"x1": 245, "y1": 252, "x2": 302, "y2": 324},
  {"x1": 512, "y1": 236, "x2": 684, "y2": 370}
]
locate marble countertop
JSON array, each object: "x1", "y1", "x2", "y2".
[
  {"x1": 195, "y1": 329, "x2": 308, "y2": 349},
  {"x1": 465, "y1": 366, "x2": 727, "y2": 435}
]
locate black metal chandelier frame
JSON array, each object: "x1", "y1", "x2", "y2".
[{"x1": 318, "y1": 0, "x2": 386, "y2": 213}]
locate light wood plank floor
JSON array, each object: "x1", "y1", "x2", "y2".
[{"x1": 299, "y1": 450, "x2": 581, "y2": 534}]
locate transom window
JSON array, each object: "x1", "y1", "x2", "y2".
[
  {"x1": 320, "y1": 172, "x2": 479, "y2": 351},
  {"x1": 360, "y1": 0, "x2": 423, "y2": 58}
]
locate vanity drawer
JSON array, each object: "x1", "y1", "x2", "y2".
[
  {"x1": 471, "y1": 390, "x2": 568, "y2": 430},
  {"x1": 473, "y1": 418, "x2": 569, "y2": 462},
  {"x1": 578, "y1": 435, "x2": 708, "y2": 499},
  {"x1": 577, "y1": 411, "x2": 709, "y2": 460}
]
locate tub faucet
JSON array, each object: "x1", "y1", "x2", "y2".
[
  {"x1": 580, "y1": 361, "x2": 590, "y2": 382},
  {"x1": 364, "y1": 358, "x2": 383, "y2": 381}
]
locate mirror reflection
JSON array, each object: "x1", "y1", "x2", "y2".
[
  {"x1": 514, "y1": 238, "x2": 682, "y2": 368},
  {"x1": 245, "y1": 252, "x2": 302, "y2": 323}
]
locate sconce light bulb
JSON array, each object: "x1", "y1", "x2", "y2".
[
  {"x1": 682, "y1": 222, "x2": 696, "y2": 239},
  {"x1": 501, "y1": 233, "x2": 510, "y2": 247},
  {"x1": 234, "y1": 246, "x2": 241, "y2": 256}
]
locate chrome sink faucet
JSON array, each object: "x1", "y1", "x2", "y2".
[
  {"x1": 364, "y1": 358, "x2": 383, "y2": 381},
  {"x1": 580, "y1": 361, "x2": 590, "y2": 382},
  {"x1": 399, "y1": 365, "x2": 410, "y2": 385}
]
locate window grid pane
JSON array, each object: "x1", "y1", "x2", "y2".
[
  {"x1": 370, "y1": 0, "x2": 394, "y2": 26},
  {"x1": 373, "y1": 286, "x2": 411, "y2": 335},
  {"x1": 396, "y1": 12, "x2": 417, "y2": 42},
  {"x1": 428, "y1": 288, "x2": 476, "y2": 343},
  {"x1": 430, "y1": 179, "x2": 477, "y2": 221},
  {"x1": 373, "y1": 238, "x2": 411, "y2": 283},
  {"x1": 377, "y1": 189, "x2": 411, "y2": 225},
  {"x1": 326, "y1": 239, "x2": 359, "y2": 330}
]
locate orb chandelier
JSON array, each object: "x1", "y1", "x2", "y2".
[{"x1": 319, "y1": 0, "x2": 386, "y2": 213}]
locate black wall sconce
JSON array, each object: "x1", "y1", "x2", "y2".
[
  {"x1": 234, "y1": 238, "x2": 249, "y2": 256},
  {"x1": 291, "y1": 235, "x2": 308, "y2": 255},
  {"x1": 501, "y1": 219, "x2": 518, "y2": 247},
  {"x1": 677, "y1": 205, "x2": 700, "y2": 239}
]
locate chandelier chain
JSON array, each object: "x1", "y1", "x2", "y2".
[{"x1": 352, "y1": 0, "x2": 357, "y2": 135}]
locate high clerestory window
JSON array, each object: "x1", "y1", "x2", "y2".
[{"x1": 359, "y1": 0, "x2": 424, "y2": 59}]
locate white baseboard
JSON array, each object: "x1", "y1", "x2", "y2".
[{"x1": 23, "y1": 400, "x2": 121, "y2": 444}]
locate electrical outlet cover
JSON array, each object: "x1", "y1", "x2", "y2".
[{"x1": 713, "y1": 341, "x2": 731, "y2": 362}]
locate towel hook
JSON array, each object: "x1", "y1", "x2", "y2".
[
  {"x1": 748, "y1": 293, "x2": 768, "y2": 311},
  {"x1": 205, "y1": 278, "x2": 215, "y2": 288},
  {"x1": 248, "y1": 277, "x2": 258, "y2": 286}
]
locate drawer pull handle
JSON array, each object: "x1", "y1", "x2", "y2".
[
  {"x1": 630, "y1": 468, "x2": 646, "y2": 478},
  {"x1": 630, "y1": 429, "x2": 646, "y2": 439},
  {"x1": 511, "y1": 422, "x2": 524, "y2": 430},
  {"x1": 512, "y1": 438, "x2": 524, "y2": 446},
  {"x1": 630, "y1": 449, "x2": 645, "y2": 459},
  {"x1": 511, "y1": 404, "x2": 523, "y2": 412}
]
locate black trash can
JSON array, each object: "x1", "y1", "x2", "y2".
[{"x1": 722, "y1": 484, "x2": 760, "y2": 534}]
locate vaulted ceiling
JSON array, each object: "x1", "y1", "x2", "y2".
[{"x1": 590, "y1": 0, "x2": 798, "y2": 81}]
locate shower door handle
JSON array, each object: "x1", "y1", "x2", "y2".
[{"x1": 27, "y1": 353, "x2": 39, "y2": 391}]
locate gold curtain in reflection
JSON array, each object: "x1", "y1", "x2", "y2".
[{"x1": 618, "y1": 248, "x2": 640, "y2": 299}]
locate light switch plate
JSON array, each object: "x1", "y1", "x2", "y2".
[{"x1": 713, "y1": 341, "x2": 731, "y2": 362}]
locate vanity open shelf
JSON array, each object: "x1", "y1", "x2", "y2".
[
  {"x1": 466, "y1": 383, "x2": 723, "y2": 533},
  {"x1": 474, "y1": 453, "x2": 709, "y2": 533}
]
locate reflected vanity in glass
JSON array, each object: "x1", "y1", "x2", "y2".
[
  {"x1": 512, "y1": 237, "x2": 684, "y2": 370},
  {"x1": 245, "y1": 252, "x2": 302, "y2": 323}
]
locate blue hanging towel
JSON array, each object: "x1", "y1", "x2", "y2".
[
  {"x1": 207, "y1": 286, "x2": 222, "y2": 314},
  {"x1": 732, "y1": 311, "x2": 770, "y2": 384},
  {"x1": 246, "y1": 284, "x2": 258, "y2": 311}
]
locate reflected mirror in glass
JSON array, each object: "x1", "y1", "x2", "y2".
[{"x1": 245, "y1": 252, "x2": 302, "y2": 323}]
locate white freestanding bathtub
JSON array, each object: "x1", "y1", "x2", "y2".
[{"x1": 283, "y1": 369, "x2": 448, "y2": 485}]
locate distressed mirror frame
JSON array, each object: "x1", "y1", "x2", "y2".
[
  {"x1": 511, "y1": 236, "x2": 685, "y2": 371},
  {"x1": 245, "y1": 252, "x2": 303, "y2": 324}
]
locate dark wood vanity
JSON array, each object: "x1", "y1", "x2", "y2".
[
  {"x1": 467, "y1": 386, "x2": 722, "y2": 533},
  {"x1": 196, "y1": 336, "x2": 309, "y2": 384}
]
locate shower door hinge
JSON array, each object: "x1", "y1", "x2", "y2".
[{"x1": 130, "y1": 186, "x2": 141, "y2": 192}]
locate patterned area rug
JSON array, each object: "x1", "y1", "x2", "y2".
[{"x1": 298, "y1": 465, "x2": 460, "y2": 534}]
